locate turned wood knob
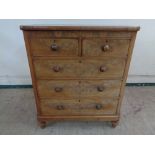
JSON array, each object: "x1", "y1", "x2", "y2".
[
  {"x1": 100, "y1": 65, "x2": 107, "y2": 72},
  {"x1": 57, "y1": 105, "x2": 64, "y2": 110},
  {"x1": 102, "y1": 44, "x2": 110, "y2": 52},
  {"x1": 96, "y1": 104, "x2": 103, "y2": 110},
  {"x1": 51, "y1": 43, "x2": 59, "y2": 51},
  {"x1": 53, "y1": 66, "x2": 61, "y2": 72},
  {"x1": 55, "y1": 87, "x2": 63, "y2": 92},
  {"x1": 97, "y1": 86, "x2": 104, "y2": 92}
]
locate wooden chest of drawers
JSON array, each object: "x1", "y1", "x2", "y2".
[{"x1": 20, "y1": 25, "x2": 140, "y2": 128}]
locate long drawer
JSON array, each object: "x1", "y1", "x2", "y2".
[
  {"x1": 34, "y1": 58, "x2": 126, "y2": 79},
  {"x1": 37, "y1": 80, "x2": 121, "y2": 99},
  {"x1": 40, "y1": 98, "x2": 118, "y2": 115}
]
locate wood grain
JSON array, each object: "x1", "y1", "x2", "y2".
[
  {"x1": 33, "y1": 58, "x2": 126, "y2": 79},
  {"x1": 29, "y1": 31, "x2": 80, "y2": 38},
  {"x1": 37, "y1": 79, "x2": 121, "y2": 99},
  {"x1": 21, "y1": 26, "x2": 140, "y2": 128},
  {"x1": 116, "y1": 33, "x2": 138, "y2": 115},
  {"x1": 40, "y1": 98, "x2": 118, "y2": 115},
  {"x1": 30, "y1": 38, "x2": 79, "y2": 56},
  {"x1": 38, "y1": 115, "x2": 119, "y2": 121},
  {"x1": 82, "y1": 38, "x2": 130, "y2": 57},
  {"x1": 20, "y1": 25, "x2": 140, "y2": 31},
  {"x1": 80, "y1": 80, "x2": 121, "y2": 99},
  {"x1": 22, "y1": 31, "x2": 42, "y2": 114},
  {"x1": 37, "y1": 80, "x2": 80, "y2": 99}
]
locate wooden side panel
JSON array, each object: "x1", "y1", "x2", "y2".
[
  {"x1": 116, "y1": 32, "x2": 138, "y2": 115},
  {"x1": 22, "y1": 31, "x2": 41, "y2": 114},
  {"x1": 40, "y1": 98, "x2": 118, "y2": 115}
]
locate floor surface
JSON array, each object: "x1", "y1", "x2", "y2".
[{"x1": 0, "y1": 87, "x2": 155, "y2": 135}]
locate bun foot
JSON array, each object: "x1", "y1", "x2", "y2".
[
  {"x1": 38, "y1": 121, "x2": 47, "y2": 129},
  {"x1": 111, "y1": 120, "x2": 119, "y2": 128}
]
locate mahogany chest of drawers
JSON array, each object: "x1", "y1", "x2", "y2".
[{"x1": 20, "y1": 25, "x2": 140, "y2": 128}]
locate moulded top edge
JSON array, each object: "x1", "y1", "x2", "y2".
[{"x1": 20, "y1": 25, "x2": 140, "y2": 31}]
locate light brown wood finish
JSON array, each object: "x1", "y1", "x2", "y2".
[
  {"x1": 20, "y1": 25, "x2": 140, "y2": 31},
  {"x1": 82, "y1": 38, "x2": 130, "y2": 57},
  {"x1": 30, "y1": 38, "x2": 79, "y2": 56},
  {"x1": 116, "y1": 33, "x2": 138, "y2": 115},
  {"x1": 21, "y1": 25, "x2": 139, "y2": 128},
  {"x1": 37, "y1": 80, "x2": 121, "y2": 99},
  {"x1": 40, "y1": 98, "x2": 118, "y2": 115},
  {"x1": 29, "y1": 31, "x2": 80, "y2": 38},
  {"x1": 80, "y1": 80, "x2": 121, "y2": 99},
  {"x1": 37, "y1": 80, "x2": 80, "y2": 99},
  {"x1": 33, "y1": 58, "x2": 126, "y2": 79},
  {"x1": 22, "y1": 31, "x2": 41, "y2": 115}
]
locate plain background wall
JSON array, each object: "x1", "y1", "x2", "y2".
[{"x1": 0, "y1": 19, "x2": 155, "y2": 85}]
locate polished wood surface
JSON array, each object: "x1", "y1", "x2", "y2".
[
  {"x1": 37, "y1": 80, "x2": 121, "y2": 99},
  {"x1": 20, "y1": 25, "x2": 140, "y2": 31},
  {"x1": 82, "y1": 38, "x2": 130, "y2": 57},
  {"x1": 40, "y1": 98, "x2": 118, "y2": 115},
  {"x1": 21, "y1": 25, "x2": 139, "y2": 128},
  {"x1": 34, "y1": 58, "x2": 126, "y2": 79},
  {"x1": 30, "y1": 38, "x2": 79, "y2": 56}
]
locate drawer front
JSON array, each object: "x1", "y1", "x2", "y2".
[
  {"x1": 37, "y1": 80, "x2": 80, "y2": 99},
  {"x1": 30, "y1": 38, "x2": 79, "y2": 56},
  {"x1": 34, "y1": 58, "x2": 126, "y2": 79},
  {"x1": 80, "y1": 80, "x2": 121, "y2": 99},
  {"x1": 37, "y1": 80, "x2": 121, "y2": 99},
  {"x1": 40, "y1": 99, "x2": 118, "y2": 115},
  {"x1": 83, "y1": 39, "x2": 130, "y2": 57}
]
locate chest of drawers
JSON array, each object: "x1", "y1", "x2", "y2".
[{"x1": 20, "y1": 25, "x2": 140, "y2": 128}]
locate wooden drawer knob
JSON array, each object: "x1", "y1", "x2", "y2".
[
  {"x1": 51, "y1": 43, "x2": 59, "y2": 51},
  {"x1": 56, "y1": 105, "x2": 64, "y2": 110},
  {"x1": 102, "y1": 44, "x2": 110, "y2": 52},
  {"x1": 96, "y1": 104, "x2": 103, "y2": 110},
  {"x1": 53, "y1": 66, "x2": 61, "y2": 72},
  {"x1": 100, "y1": 65, "x2": 107, "y2": 72},
  {"x1": 97, "y1": 86, "x2": 104, "y2": 92},
  {"x1": 55, "y1": 87, "x2": 63, "y2": 92}
]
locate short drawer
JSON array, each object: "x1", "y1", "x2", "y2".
[
  {"x1": 34, "y1": 58, "x2": 126, "y2": 79},
  {"x1": 40, "y1": 98, "x2": 118, "y2": 115},
  {"x1": 82, "y1": 38, "x2": 130, "y2": 57},
  {"x1": 30, "y1": 38, "x2": 79, "y2": 56},
  {"x1": 37, "y1": 80, "x2": 121, "y2": 99}
]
